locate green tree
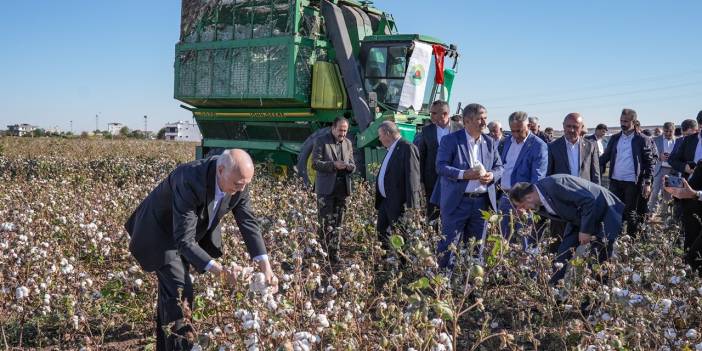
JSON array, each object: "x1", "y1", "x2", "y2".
[
  {"x1": 156, "y1": 128, "x2": 166, "y2": 140},
  {"x1": 119, "y1": 126, "x2": 130, "y2": 136}
]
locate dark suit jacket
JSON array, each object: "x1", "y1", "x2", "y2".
[
  {"x1": 547, "y1": 136, "x2": 600, "y2": 184},
  {"x1": 417, "y1": 122, "x2": 462, "y2": 197},
  {"x1": 375, "y1": 139, "x2": 422, "y2": 217},
  {"x1": 670, "y1": 133, "x2": 700, "y2": 177},
  {"x1": 125, "y1": 156, "x2": 266, "y2": 272},
  {"x1": 311, "y1": 132, "x2": 355, "y2": 196},
  {"x1": 535, "y1": 174, "x2": 624, "y2": 240},
  {"x1": 599, "y1": 131, "x2": 655, "y2": 185}
]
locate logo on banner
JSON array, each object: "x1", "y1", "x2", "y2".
[{"x1": 409, "y1": 64, "x2": 426, "y2": 86}]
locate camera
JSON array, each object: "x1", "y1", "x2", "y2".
[{"x1": 665, "y1": 175, "x2": 684, "y2": 188}]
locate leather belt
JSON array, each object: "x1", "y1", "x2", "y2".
[{"x1": 463, "y1": 192, "x2": 488, "y2": 198}]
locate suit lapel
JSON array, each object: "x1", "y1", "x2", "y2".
[
  {"x1": 207, "y1": 160, "x2": 217, "y2": 222},
  {"x1": 456, "y1": 131, "x2": 471, "y2": 166},
  {"x1": 556, "y1": 138, "x2": 569, "y2": 172},
  {"x1": 427, "y1": 124, "x2": 438, "y2": 150},
  {"x1": 579, "y1": 138, "x2": 587, "y2": 173},
  {"x1": 329, "y1": 134, "x2": 340, "y2": 161},
  {"x1": 514, "y1": 134, "x2": 533, "y2": 170}
]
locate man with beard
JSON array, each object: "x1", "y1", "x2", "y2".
[{"x1": 599, "y1": 108, "x2": 655, "y2": 237}]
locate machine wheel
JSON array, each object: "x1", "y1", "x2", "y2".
[{"x1": 296, "y1": 127, "x2": 331, "y2": 186}]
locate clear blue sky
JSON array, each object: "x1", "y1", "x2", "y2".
[{"x1": 1, "y1": 0, "x2": 700, "y2": 133}]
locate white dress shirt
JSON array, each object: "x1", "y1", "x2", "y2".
[
  {"x1": 378, "y1": 138, "x2": 400, "y2": 198},
  {"x1": 501, "y1": 134, "x2": 529, "y2": 190},
  {"x1": 535, "y1": 187, "x2": 557, "y2": 215},
  {"x1": 566, "y1": 138, "x2": 580, "y2": 177},
  {"x1": 661, "y1": 137, "x2": 675, "y2": 168},
  {"x1": 436, "y1": 124, "x2": 450, "y2": 145},
  {"x1": 596, "y1": 139, "x2": 604, "y2": 156},
  {"x1": 612, "y1": 132, "x2": 637, "y2": 182},
  {"x1": 205, "y1": 174, "x2": 267, "y2": 272},
  {"x1": 464, "y1": 132, "x2": 487, "y2": 193},
  {"x1": 694, "y1": 134, "x2": 702, "y2": 164}
]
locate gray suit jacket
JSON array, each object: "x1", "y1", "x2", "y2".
[
  {"x1": 124, "y1": 156, "x2": 266, "y2": 272},
  {"x1": 535, "y1": 174, "x2": 624, "y2": 240},
  {"x1": 652, "y1": 135, "x2": 675, "y2": 176},
  {"x1": 312, "y1": 132, "x2": 355, "y2": 195},
  {"x1": 547, "y1": 136, "x2": 601, "y2": 184}
]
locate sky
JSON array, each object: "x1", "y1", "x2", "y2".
[{"x1": 1, "y1": 0, "x2": 701, "y2": 133}]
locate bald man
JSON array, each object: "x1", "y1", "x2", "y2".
[{"x1": 125, "y1": 149, "x2": 277, "y2": 351}]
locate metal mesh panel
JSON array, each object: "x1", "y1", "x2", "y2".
[
  {"x1": 252, "y1": 4, "x2": 273, "y2": 38},
  {"x1": 196, "y1": 50, "x2": 213, "y2": 96},
  {"x1": 295, "y1": 46, "x2": 312, "y2": 98},
  {"x1": 229, "y1": 48, "x2": 249, "y2": 97},
  {"x1": 178, "y1": 51, "x2": 197, "y2": 96},
  {"x1": 213, "y1": 49, "x2": 230, "y2": 96},
  {"x1": 234, "y1": 2, "x2": 253, "y2": 39},
  {"x1": 268, "y1": 46, "x2": 288, "y2": 96},
  {"x1": 248, "y1": 47, "x2": 268, "y2": 95}
]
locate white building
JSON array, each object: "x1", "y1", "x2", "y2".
[
  {"x1": 164, "y1": 121, "x2": 201, "y2": 141},
  {"x1": 107, "y1": 123, "x2": 124, "y2": 136},
  {"x1": 6, "y1": 124, "x2": 37, "y2": 136}
]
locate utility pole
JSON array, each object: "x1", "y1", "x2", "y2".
[
  {"x1": 95, "y1": 114, "x2": 99, "y2": 133},
  {"x1": 70, "y1": 120, "x2": 73, "y2": 134},
  {"x1": 144, "y1": 115, "x2": 148, "y2": 139}
]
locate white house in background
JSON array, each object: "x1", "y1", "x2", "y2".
[
  {"x1": 164, "y1": 120, "x2": 201, "y2": 141},
  {"x1": 6, "y1": 124, "x2": 37, "y2": 136},
  {"x1": 107, "y1": 123, "x2": 124, "y2": 136}
]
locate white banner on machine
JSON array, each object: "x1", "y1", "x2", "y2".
[{"x1": 398, "y1": 42, "x2": 433, "y2": 111}]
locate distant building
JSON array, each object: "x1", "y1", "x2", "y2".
[
  {"x1": 7, "y1": 124, "x2": 37, "y2": 136},
  {"x1": 107, "y1": 123, "x2": 124, "y2": 136},
  {"x1": 164, "y1": 121, "x2": 201, "y2": 141}
]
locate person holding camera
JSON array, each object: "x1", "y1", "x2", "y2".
[
  {"x1": 669, "y1": 112, "x2": 702, "y2": 256},
  {"x1": 312, "y1": 117, "x2": 356, "y2": 264},
  {"x1": 664, "y1": 175, "x2": 702, "y2": 276},
  {"x1": 648, "y1": 122, "x2": 677, "y2": 217}
]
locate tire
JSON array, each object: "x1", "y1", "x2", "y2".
[{"x1": 296, "y1": 127, "x2": 331, "y2": 186}]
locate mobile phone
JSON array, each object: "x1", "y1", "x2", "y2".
[{"x1": 666, "y1": 175, "x2": 684, "y2": 188}]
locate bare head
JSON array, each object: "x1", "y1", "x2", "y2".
[
  {"x1": 487, "y1": 121, "x2": 503, "y2": 140},
  {"x1": 430, "y1": 100, "x2": 450, "y2": 128},
  {"x1": 462, "y1": 103, "x2": 487, "y2": 137},
  {"x1": 377, "y1": 120, "x2": 401, "y2": 148},
  {"x1": 527, "y1": 116, "x2": 540, "y2": 133},
  {"x1": 681, "y1": 119, "x2": 699, "y2": 136},
  {"x1": 332, "y1": 117, "x2": 349, "y2": 143},
  {"x1": 563, "y1": 112, "x2": 583, "y2": 143},
  {"x1": 509, "y1": 182, "x2": 541, "y2": 212},
  {"x1": 620, "y1": 108, "x2": 637, "y2": 134},
  {"x1": 216, "y1": 149, "x2": 255, "y2": 194},
  {"x1": 595, "y1": 123, "x2": 608, "y2": 138},
  {"x1": 509, "y1": 111, "x2": 530, "y2": 143},
  {"x1": 662, "y1": 122, "x2": 674, "y2": 140}
]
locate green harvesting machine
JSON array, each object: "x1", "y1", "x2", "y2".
[{"x1": 175, "y1": 0, "x2": 459, "y2": 182}]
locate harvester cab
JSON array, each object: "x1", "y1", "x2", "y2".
[{"x1": 173, "y1": 0, "x2": 459, "y2": 182}]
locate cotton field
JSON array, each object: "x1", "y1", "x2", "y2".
[{"x1": 1, "y1": 137, "x2": 701, "y2": 350}]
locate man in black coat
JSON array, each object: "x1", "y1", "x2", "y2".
[
  {"x1": 417, "y1": 100, "x2": 461, "y2": 224},
  {"x1": 599, "y1": 108, "x2": 655, "y2": 237},
  {"x1": 669, "y1": 111, "x2": 702, "y2": 255},
  {"x1": 125, "y1": 149, "x2": 277, "y2": 350},
  {"x1": 547, "y1": 112, "x2": 601, "y2": 252},
  {"x1": 312, "y1": 117, "x2": 355, "y2": 263},
  {"x1": 375, "y1": 120, "x2": 422, "y2": 251}
]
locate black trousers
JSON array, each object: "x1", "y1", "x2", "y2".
[
  {"x1": 376, "y1": 199, "x2": 404, "y2": 252},
  {"x1": 548, "y1": 220, "x2": 567, "y2": 254},
  {"x1": 609, "y1": 179, "x2": 642, "y2": 236},
  {"x1": 317, "y1": 182, "x2": 349, "y2": 262},
  {"x1": 155, "y1": 257, "x2": 194, "y2": 351},
  {"x1": 425, "y1": 187, "x2": 440, "y2": 232},
  {"x1": 681, "y1": 199, "x2": 702, "y2": 274}
]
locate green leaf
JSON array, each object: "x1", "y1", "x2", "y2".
[
  {"x1": 409, "y1": 277, "x2": 430, "y2": 290},
  {"x1": 390, "y1": 235, "x2": 405, "y2": 251}
]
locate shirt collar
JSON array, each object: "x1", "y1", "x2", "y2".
[
  {"x1": 388, "y1": 138, "x2": 400, "y2": 151},
  {"x1": 465, "y1": 131, "x2": 483, "y2": 145},
  {"x1": 513, "y1": 132, "x2": 530, "y2": 145},
  {"x1": 214, "y1": 174, "x2": 226, "y2": 197},
  {"x1": 566, "y1": 137, "x2": 580, "y2": 146},
  {"x1": 535, "y1": 186, "x2": 556, "y2": 215}
]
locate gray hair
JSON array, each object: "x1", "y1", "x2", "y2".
[
  {"x1": 431, "y1": 100, "x2": 449, "y2": 110},
  {"x1": 378, "y1": 120, "x2": 401, "y2": 138},
  {"x1": 216, "y1": 149, "x2": 236, "y2": 171},
  {"x1": 528, "y1": 116, "x2": 539, "y2": 124},
  {"x1": 487, "y1": 121, "x2": 501, "y2": 131},
  {"x1": 662, "y1": 122, "x2": 675, "y2": 130},
  {"x1": 462, "y1": 103, "x2": 486, "y2": 120},
  {"x1": 509, "y1": 182, "x2": 536, "y2": 203},
  {"x1": 509, "y1": 111, "x2": 529, "y2": 125}
]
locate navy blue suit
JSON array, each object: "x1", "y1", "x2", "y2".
[
  {"x1": 431, "y1": 130, "x2": 503, "y2": 268},
  {"x1": 498, "y1": 133, "x2": 548, "y2": 245},
  {"x1": 534, "y1": 175, "x2": 624, "y2": 283}
]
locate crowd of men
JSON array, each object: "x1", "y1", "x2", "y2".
[
  {"x1": 126, "y1": 100, "x2": 702, "y2": 349},
  {"x1": 312, "y1": 102, "x2": 702, "y2": 285}
]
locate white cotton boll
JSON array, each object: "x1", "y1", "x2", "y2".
[
  {"x1": 695, "y1": 342, "x2": 702, "y2": 351},
  {"x1": 490, "y1": 321, "x2": 499, "y2": 329},
  {"x1": 670, "y1": 276, "x2": 682, "y2": 285},
  {"x1": 212, "y1": 326, "x2": 222, "y2": 335},
  {"x1": 191, "y1": 344, "x2": 203, "y2": 351},
  {"x1": 601, "y1": 313, "x2": 612, "y2": 322},
  {"x1": 1, "y1": 222, "x2": 16, "y2": 231},
  {"x1": 553, "y1": 262, "x2": 564, "y2": 270},
  {"x1": 316, "y1": 314, "x2": 330, "y2": 328},
  {"x1": 431, "y1": 318, "x2": 443, "y2": 328},
  {"x1": 658, "y1": 299, "x2": 673, "y2": 314},
  {"x1": 687, "y1": 329, "x2": 699, "y2": 339},
  {"x1": 72, "y1": 315, "x2": 80, "y2": 330},
  {"x1": 596, "y1": 331, "x2": 607, "y2": 340},
  {"x1": 133, "y1": 279, "x2": 143, "y2": 288},
  {"x1": 61, "y1": 264, "x2": 74, "y2": 275},
  {"x1": 15, "y1": 286, "x2": 29, "y2": 300},
  {"x1": 249, "y1": 273, "x2": 267, "y2": 294},
  {"x1": 242, "y1": 320, "x2": 260, "y2": 330},
  {"x1": 631, "y1": 273, "x2": 642, "y2": 283},
  {"x1": 664, "y1": 328, "x2": 677, "y2": 340}
]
